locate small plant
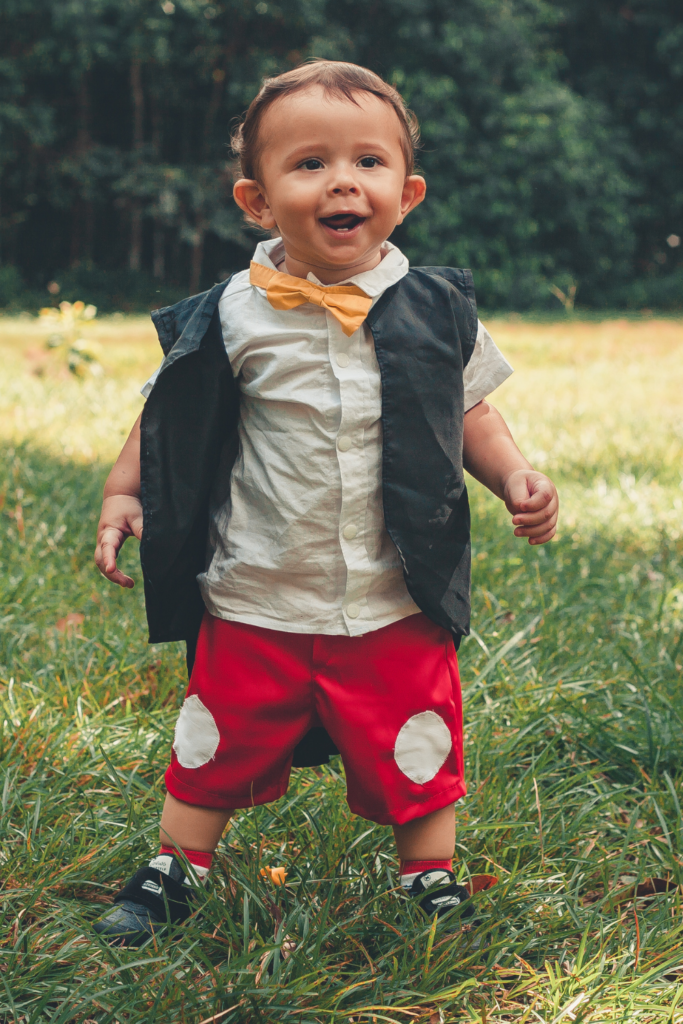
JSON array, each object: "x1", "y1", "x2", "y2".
[
  {"x1": 39, "y1": 300, "x2": 102, "y2": 377},
  {"x1": 549, "y1": 280, "x2": 577, "y2": 313}
]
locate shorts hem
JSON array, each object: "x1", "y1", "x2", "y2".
[
  {"x1": 348, "y1": 780, "x2": 467, "y2": 827},
  {"x1": 165, "y1": 766, "x2": 288, "y2": 810}
]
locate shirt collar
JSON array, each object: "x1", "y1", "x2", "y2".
[{"x1": 251, "y1": 237, "x2": 409, "y2": 300}]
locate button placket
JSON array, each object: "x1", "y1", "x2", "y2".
[{"x1": 328, "y1": 312, "x2": 376, "y2": 632}]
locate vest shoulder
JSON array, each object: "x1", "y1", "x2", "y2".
[
  {"x1": 399, "y1": 267, "x2": 477, "y2": 323},
  {"x1": 386, "y1": 268, "x2": 477, "y2": 366},
  {"x1": 150, "y1": 279, "x2": 230, "y2": 356},
  {"x1": 409, "y1": 266, "x2": 476, "y2": 305}
]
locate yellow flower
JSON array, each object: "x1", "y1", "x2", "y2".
[{"x1": 260, "y1": 865, "x2": 287, "y2": 886}]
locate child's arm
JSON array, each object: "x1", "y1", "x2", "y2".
[
  {"x1": 94, "y1": 414, "x2": 144, "y2": 588},
  {"x1": 463, "y1": 400, "x2": 558, "y2": 545}
]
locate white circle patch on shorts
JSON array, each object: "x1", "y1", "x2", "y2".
[
  {"x1": 173, "y1": 694, "x2": 220, "y2": 769},
  {"x1": 394, "y1": 710, "x2": 452, "y2": 785}
]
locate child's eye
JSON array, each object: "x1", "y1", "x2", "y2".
[
  {"x1": 300, "y1": 159, "x2": 323, "y2": 170},
  {"x1": 358, "y1": 156, "x2": 380, "y2": 168}
]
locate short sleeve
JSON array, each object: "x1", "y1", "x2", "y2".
[
  {"x1": 141, "y1": 361, "x2": 163, "y2": 399},
  {"x1": 463, "y1": 321, "x2": 513, "y2": 412}
]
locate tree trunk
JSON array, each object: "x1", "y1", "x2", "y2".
[
  {"x1": 71, "y1": 73, "x2": 93, "y2": 268},
  {"x1": 130, "y1": 55, "x2": 144, "y2": 150},
  {"x1": 150, "y1": 84, "x2": 162, "y2": 156},
  {"x1": 70, "y1": 200, "x2": 83, "y2": 268},
  {"x1": 202, "y1": 61, "x2": 227, "y2": 159},
  {"x1": 77, "y1": 74, "x2": 91, "y2": 151},
  {"x1": 189, "y1": 228, "x2": 204, "y2": 295},
  {"x1": 153, "y1": 223, "x2": 165, "y2": 280},
  {"x1": 129, "y1": 54, "x2": 144, "y2": 273},
  {"x1": 83, "y1": 196, "x2": 95, "y2": 267},
  {"x1": 170, "y1": 228, "x2": 181, "y2": 286},
  {"x1": 129, "y1": 204, "x2": 142, "y2": 272}
]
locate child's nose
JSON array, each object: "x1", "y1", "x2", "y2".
[{"x1": 329, "y1": 170, "x2": 360, "y2": 196}]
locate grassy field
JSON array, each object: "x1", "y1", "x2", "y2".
[{"x1": 2, "y1": 313, "x2": 683, "y2": 1023}]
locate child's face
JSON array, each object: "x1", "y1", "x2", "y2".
[{"x1": 233, "y1": 86, "x2": 426, "y2": 280}]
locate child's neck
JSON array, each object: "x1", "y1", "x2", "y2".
[{"x1": 279, "y1": 246, "x2": 384, "y2": 284}]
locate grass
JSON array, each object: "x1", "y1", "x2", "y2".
[{"x1": 1, "y1": 313, "x2": 683, "y2": 1022}]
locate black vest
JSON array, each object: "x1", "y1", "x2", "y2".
[{"x1": 140, "y1": 266, "x2": 477, "y2": 657}]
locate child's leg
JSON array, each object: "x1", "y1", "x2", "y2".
[
  {"x1": 154, "y1": 793, "x2": 233, "y2": 883},
  {"x1": 159, "y1": 792, "x2": 233, "y2": 854},
  {"x1": 94, "y1": 617, "x2": 321, "y2": 945},
  {"x1": 394, "y1": 804, "x2": 459, "y2": 897},
  {"x1": 392, "y1": 803, "x2": 454, "y2": 862},
  {"x1": 93, "y1": 794, "x2": 234, "y2": 945},
  {"x1": 393, "y1": 804, "x2": 471, "y2": 918},
  {"x1": 310, "y1": 614, "x2": 471, "y2": 918}
]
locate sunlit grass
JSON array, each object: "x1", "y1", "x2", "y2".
[
  {"x1": 0, "y1": 314, "x2": 158, "y2": 462},
  {"x1": 487, "y1": 317, "x2": 683, "y2": 544},
  {"x1": 1, "y1": 314, "x2": 683, "y2": 1022}
]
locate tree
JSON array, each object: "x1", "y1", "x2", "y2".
[
  {"x1": 0, "y1": 0, "x2": 679, "y2": 309},
  {"x1": 554, "y1": 0, "x2": 683, "y2": 304}
]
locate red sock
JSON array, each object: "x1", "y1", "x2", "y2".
[
  {"x1": 159, "y1": 844, "x2": 213, "y2": 879},
  {"x1": 399, "y1": 858, "x2": 452, "y2": 888}
]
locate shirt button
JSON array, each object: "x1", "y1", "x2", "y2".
[
  {"x1": 343, "y1": 523, "x2": 358, "y2": 540},
  {"x1": 337, "y1": 436, "x2": 352, "y2": 452},
  {"x1": 337, "y1": 353, "x2": 350, "y2": 368},
  {"x1": 346, "y1": 603, "x2": 361, "y2": 618}
]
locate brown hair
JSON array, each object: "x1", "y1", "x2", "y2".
[{"x1": 231, "y1": 60, "x2": 420, "y2": 180}]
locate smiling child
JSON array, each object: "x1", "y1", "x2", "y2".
[{"x1": 93, "y1": 60, "x2": 558, "y2": 945}]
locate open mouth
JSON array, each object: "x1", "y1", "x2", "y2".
[{"x1": 319, "y1": 213, "x2": 365, "y2": 233}]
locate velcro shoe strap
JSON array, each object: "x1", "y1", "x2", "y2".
[
  {"x1": 419, "y1": 881, "x2": 473, "y2": 919},
  {"x1": 114, "y1": 867, "x2": 195, "y2": 924}
]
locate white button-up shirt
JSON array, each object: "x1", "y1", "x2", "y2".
[{"x1": 143, "y1": 238, "x2": 513, "y2": 636}]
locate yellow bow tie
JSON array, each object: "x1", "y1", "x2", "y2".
[{"x1": 250, "y1": 261, "x2": 372, "y2": 337}]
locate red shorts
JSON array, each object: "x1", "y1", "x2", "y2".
[{"x1": 165, "y1": 611, "x2": 466, "y2": 826}]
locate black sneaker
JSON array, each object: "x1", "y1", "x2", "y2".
[
  {"x1": 408, "y1": 868, "x2": 474, "y2": 919},
  {"x1": 93, "y1": 853, "x2": 196, "y2": 946}
]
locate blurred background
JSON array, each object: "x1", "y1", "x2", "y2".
[{"x1": 1, "y1": 0, "x2": 681, "y2": 314}]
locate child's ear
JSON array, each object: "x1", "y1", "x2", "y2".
[
  {"x1": 233, "y1": 179, "x2": 277, "y2": 231},
  {"x1": 396, "y1": 175, "x2": 427, "y2": 224}
]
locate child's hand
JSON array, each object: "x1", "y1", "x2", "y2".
[
  {"x1": 503, "y1": 469, "x2": 558, "y2": 545},
  {"x1": 95, "y1": 494, "x2": 143, "y2": 588}
]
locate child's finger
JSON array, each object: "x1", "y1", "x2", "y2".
[
  {"x1": 106, "y1": 568, "x2": 136, "y2": 588},
  {"x1": 95, "y1": 560, "x2": 135, "y2": 587},
  {"x1": 504, "y1": 475, "x2": 533, "y2": 510},
  {"x1": 96, "y1": 531, "x2": 135, "y2": 588},
  {"x1": 514, "y1": 515, "x2": 558, "y2": 539},
  {"x1": 512, "y1": 499, "x2": 558, "y2": 527},
  {"x1": 528, "y1": 524, "x2": 556, "y2": 545},
  {"x1": 97, "y1": 557, "x2": 135, "y2": 588},
  {"x1": 98, "y1": 533, "x2": 121, "y2": 571},
  {"x1": 515, "y1": 484, "x2": 553, "y2": 512}
]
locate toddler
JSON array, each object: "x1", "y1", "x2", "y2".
[{"x1": 94, "y1": 60, "x2": 558, "y2": 945}]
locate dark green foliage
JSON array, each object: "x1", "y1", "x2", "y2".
[
  {"x1": 2, "y1": 440, "x2": 683, "y2": 1020},
  {"x1": 556, "y1": 0, "x2": 683, "y2": 287},
  {"x1": 0, "y1": 0, "x2": 681, "y2": 311}
]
